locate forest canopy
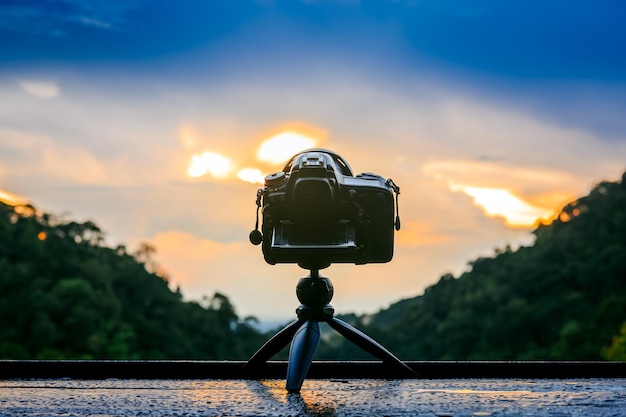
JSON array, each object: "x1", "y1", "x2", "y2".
[
  {"x1": 1, "y1": 171, "x2": 625, "y2": 360},
  {"x1": 318, "y1": 172, "x2": 626, "y2": 361},
  {"x1": 0, "y1": 203, "x2": 266, "y2": 359}
]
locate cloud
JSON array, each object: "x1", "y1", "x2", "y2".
[
  {"x1": 395, "y1": 221, "x2": 451, "y2": 247},
  {"x1": 73, "y1": 16, "x2": 112, "y2": 30},
  {"x1": 0, "y1": 127, "x2": 120, "y2": 186},
  {"x1": 0, "y1": 0, "x2": 143, "y2": 36},
  {"x1": 187, "y1": 152, "x2": 232, "y2": 178},
  {"x1": 58, "y1": 0, "x2": 146, "y2": 31},
  {"x1": 150, "y1": 230, "x2": 301, "y2": 319},
  {"x1": 421, "y1": 159, "x2": 580, "y2": 205},
  {"x1": 0, "y1": 5, "x2": 49, "y2": 35},
  {"x1": 20, "y1": 81, "x2": 61, "y2": 99},
  {"x1": 1, "y1": 56, "x2": 625, "y2": 321},
  {"x1": 257, "y1": 132, "x2": 318, "y2": 164},
  {"x1": 448, "y1": 184, "x2": 554, "y2": 228}
]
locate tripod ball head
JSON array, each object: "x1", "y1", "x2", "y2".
[{"x1": 296, "y1": 275, "x2": 334, "y2": 306}]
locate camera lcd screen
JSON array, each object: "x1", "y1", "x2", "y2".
[{"x1": 271, "y1": 220, "x2": 356, "y2": 251}]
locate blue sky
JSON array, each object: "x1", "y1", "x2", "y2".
[
  {"x1": 1, "y1": 0, "x2": 625, "y2": 320},
  {"x1": 3, "y1": 1, "x2": 625, "y2": 77},
  {"x1": 4, "y1": 1, "x2": 626, "y2": 138}
]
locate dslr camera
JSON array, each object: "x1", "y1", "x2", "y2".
[{"x1": 249, "y1": 149, "x2": 400, "y2": 269}]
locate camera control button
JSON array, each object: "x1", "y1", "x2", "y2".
[{"x1": 265, "y1": 171, "x2": 286, "y2": 186}]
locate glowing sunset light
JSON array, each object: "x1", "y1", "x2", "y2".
[
  {"x1": 257, "y1": 131, "x2": 317, "y2": 164},
  {"x1": 450, "y1": 183, "x2": 554, "y2": 227},
  {"x1": 179, "y1": 125, "x2": 200, "y2": 149},
  {"x1": 396, "y1": 221, "x2": 451, "y2": 247},
  {"x1": 187, "y1": 152, "x2": 232, "y2": 178},
  {"x1": 238, "y1": 168, "x2": 265, "y2": 184},
  {"x1": 0, "y1": 189, "x2": 28, "y2": 206}
]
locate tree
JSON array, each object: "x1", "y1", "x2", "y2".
[
  {"x1": 603, "y1": 322, "x2": 626, "y2": 361},
  {"x1": 0, "y1": 201, "x2": 266, "y2": 359},
  {"x1": 331, "y1": 171, "x2": 626, "y2": 360}
]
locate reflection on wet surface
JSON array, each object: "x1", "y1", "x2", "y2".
[{"x1": 0, "y1": 378, "x2": 624, "y2": 416}]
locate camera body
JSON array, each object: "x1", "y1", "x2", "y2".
[{"x1": 253, "y1": 149, "x2": 399, "y2": 269}]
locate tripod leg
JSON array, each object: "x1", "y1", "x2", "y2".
[
  {"x1": 286, "y1": 319, "x2": 320, "y2": 393},
  {"x1": 328, "y1": 317, "x2": 416, "y2": 377},
  {"x1": 244, "y1": 319, "x2": 304, "y2": 370}
]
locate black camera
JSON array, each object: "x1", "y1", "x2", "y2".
[{"x1": 249, "y1": 149, "x2": 401, "y2": 269}]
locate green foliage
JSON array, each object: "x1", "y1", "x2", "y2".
[
  {"x1": 319, "y1": 171, "x2": 626, "y2": 360},
  {"x1": 603, "y1": 322, "x2": 626, "y2": 361},
  {"x1": 0, "y1": 203, "x2": 266, "y2": 359},
  {"x1": 2, "y1": 171, "x2": 625, "y2": 361}
]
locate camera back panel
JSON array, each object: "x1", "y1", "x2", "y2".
[{"x1": 257, "y1": 150, "x2": 397, "y2": 268}]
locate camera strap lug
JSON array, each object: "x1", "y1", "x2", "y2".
[
  {"x1": 249, "y1": 188, "x2": 264, "y2": 245},
  {"x1": 386, "y1": 178, "x2": 401, "y2": 231}
]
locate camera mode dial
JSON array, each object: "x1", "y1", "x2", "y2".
[{"x1": 265, "y1": 171, "x2": 287, "y2": 187}]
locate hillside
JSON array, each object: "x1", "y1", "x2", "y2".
[
  {"x1": 2, "y1": 171, "x2": 625, "y2": 361},
  {"x1": 0, "y1": 203, "x2": 266, "y2": 359},
  {"x1": 318, "y1": 171, "x2": 626, "y2": 360}
]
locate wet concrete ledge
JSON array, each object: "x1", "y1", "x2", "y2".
[{"x1": 1, "y1": 360, "x2": 625, "y2": 380}]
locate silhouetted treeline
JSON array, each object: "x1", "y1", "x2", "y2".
[
  {"x1": 0, "y1": 203, "x2": 266, "y2": 359},
  {"x1": 2, "y1": 171, "x2": 626, "y2": 360},
  {"x1": 317, "y1": 171, "x2": 626, "y2": 361}
]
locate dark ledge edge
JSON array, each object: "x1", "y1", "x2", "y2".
[{"x1": 1, "y1": 360, "x2": 625, "y2": 380}]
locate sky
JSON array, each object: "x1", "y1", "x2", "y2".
[{"x1": 1, "y1": 0, "x2": 625, "y2": 323}]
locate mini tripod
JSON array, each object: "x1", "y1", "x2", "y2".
[{"x1": 243, "y1": 268, "x2": 416, "y2": 392}]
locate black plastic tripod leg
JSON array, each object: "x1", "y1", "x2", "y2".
[
  {"x1": 327, "y1": 317, "x2": 416, "y2": 377},
  {"x1": 286, "y1": 320, "x2": 321, "y2": 392},
  {"x1": 243, "y1": 319, "x2": 305, "y2": 371}
]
